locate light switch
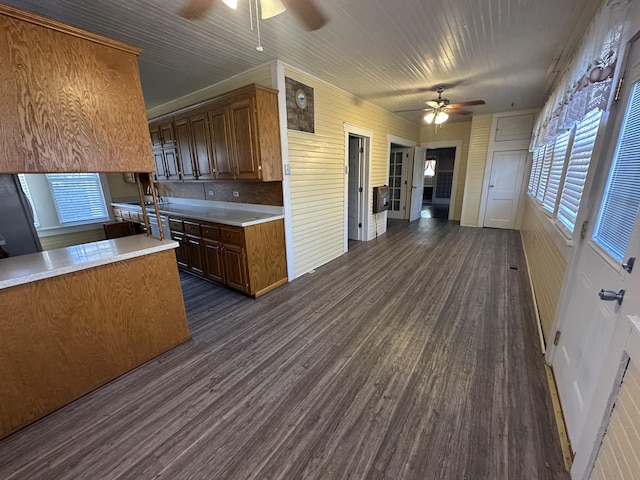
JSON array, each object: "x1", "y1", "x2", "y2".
[
  {"x1": 284, "y1": 164, "x2": 291, "y2": 175},
  {"x1": 232, "y1": 191, "x2": 239, "y2": 197}
]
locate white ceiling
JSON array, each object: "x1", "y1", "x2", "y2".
[{"x1": 4, "y1": 0, "x2": 604, "y2": 124}]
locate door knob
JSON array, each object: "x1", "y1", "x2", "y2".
[
  {"x1": 599, "y1": 289, "x2": 625, "y2": 306},
  {"x1": 489, "y1": 184, "x2": 495, "y2": 188},
  {"x1": 622, "y1": 257, "x2": 635, "y2": 273}
]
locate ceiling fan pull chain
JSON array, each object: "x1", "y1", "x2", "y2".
[{"x1": 254, "y1": 0, "x2": 264, "y2": 52}]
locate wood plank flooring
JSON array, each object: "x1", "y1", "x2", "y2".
[{"x1": 0, "y1": 218, "x2": 568, "y2": 479}]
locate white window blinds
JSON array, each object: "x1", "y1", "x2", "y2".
[
  {"x1": 557, "y1": 109, "x2": 602, "y2": 233},
  {"x1": 536, "y1": 144, "x2": 554, "y2": 201},
  {"x1": 17, "y1": 174, "x2": 40, "y2": 227},
  {"x1": 593, "y1": 81, "x2": 640, "y2": 261},
  {"x1": 46, "y1": 173, "x2": 109, "y2": 225},
  {"x1": 542, "y1": 131, "x2": 571, "y2": 214},
  {"x1": 528, "y1": 146, "x2": 545, "y2": 195}
]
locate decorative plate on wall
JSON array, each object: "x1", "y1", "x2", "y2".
[{"x1": 286, "y1": 77, "x2": 315, "y2": 133}]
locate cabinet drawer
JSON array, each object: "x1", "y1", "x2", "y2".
[
  {"x1": 169, "y1": 218, "x2": 184, "y2": 232},
  {"x1": 201, "y1": 224, "x2": 221, "y2": 241},
  {"x1": 184, "y1": 221, "x2": 201, "y2": 236},
  {"x1": 220, "y1": 227, "x2": 243, "y2": 245}
]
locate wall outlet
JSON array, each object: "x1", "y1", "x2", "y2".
[
  {"x1": 232, "y1": 191, "x2": 240, "y2": 197},
  {"x1": 208, "y1": 190, "x2": 214, "y2": 196}
]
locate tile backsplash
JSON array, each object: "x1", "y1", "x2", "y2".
[{"x1": 157, "y1": 181, "x2": 283, "y2": 206}]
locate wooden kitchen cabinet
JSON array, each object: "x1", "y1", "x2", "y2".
[
  {"x1": 208, "y1": 105, "x2": 234, "y2": 180},
  {"x1": 175, "y1": 111, "x2": 214, "y2": 180},
  {"x1": 147, "y1": 83, "x2": 282, "y2": 183},
  {"x1": 149, "y1": 118, "x2": 180, "y2": 181},
  {"x1": 168, "y1": 216, "x2": 287, "y2": 297},
  {"x1": 203, "y1": 239, "x2": 226, "y2": 283}
]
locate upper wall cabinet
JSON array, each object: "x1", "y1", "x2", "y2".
[
  {"x1": 150, "y1": 118, "x2": 180, "y2": 181},
  {"x1": 0, "y1": 5, "x2": 153, "y2": 173},
  {"x1": 148, "y1": 84, "x2": 283, "y2": 183}
]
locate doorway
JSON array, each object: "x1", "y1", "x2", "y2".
[
  {"x1": 343, "y1": 123, "x2": 372, "y2": 250},
  {"x1": 423, "y1": 147, "x2": 456, "y2": 219},
  {"x1": 388, "y1": 145, "x2": 410, "y2": 220}
]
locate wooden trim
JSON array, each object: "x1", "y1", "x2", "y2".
[
  {"x1": 0, "y1": 4, "x2": 142, "y2": 55},
  {"x1": 253, "y1": 277, "x2": 288, "y2": 298}
]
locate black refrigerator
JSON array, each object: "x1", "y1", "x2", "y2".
[{"x1": 0, "y1": 174, "x2": 42, "y2": 257}]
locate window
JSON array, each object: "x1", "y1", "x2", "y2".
[
  {"x1": 528, "y1": 146, "x2": 545, "y2": 195},
  {"x1": 556, "y1": 109, "x2": 603, "y2": 233},
  {"x1": 17, "y1": 174, "x2": 40, "y2": 227},
  {"x1": 46, "y1": 173, "x2": 109, "y2": 225},
  {"x1": 593, "y1": 82, "x2": 640, "y2": 261},
  {"x1": 541, "y1": 131, "x2": 571, "y2": 214},
  {"x1": 424, "y1": 159, "x2": 436, "y2": 177},
  {"x1": 536, "y1": 145, "x2": 554, "y2": 202}
]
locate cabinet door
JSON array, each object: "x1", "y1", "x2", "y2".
[
  {"x1": 153, "y1": 149, "x2": 166, "y2": 181},
  {"x1": 228, "y1": 97, "x2": 261, "y2": 180},
  {"x1": 204, "y1": 239, "x2": 225, "y2": 283},
  {"x1": 208, "y1": 106, "x2": 234, "y2": 180},
  {"x1": 174, "y1": 117, "x2": 196, "y2": 180},
  {"x1": 224, "y1": 243, "x2": 249, "y2": 293},
  {"x1": 171, "y1": 231, "x2": 188, "y2": 269},
  {"x1": 149, "y1": 124, "x2": 163, "y2": 149},
  {"x1": 186, "y1": 235, "x2": 205, "y2": 276},
  {"x1": 190, "y1": 113, "x2": 213, "y2": 180},
  {"x1": 159, "y1": 122, "x2": 175, "y2": 148},
  {"x1": 164, "y1": 148, "x2": 181, "y2": 180}
]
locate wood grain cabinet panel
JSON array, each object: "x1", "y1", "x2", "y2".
[
  {"x1": 224, "y1": 243, "x2": 249, "y2": 293},
  {"x1": 208, "y1": 106, "x2": 234, "y2": 180},
  {"x1": 190, "y1": 112, "x2": 214, "y2": 180},
  {"x1": 174, "y1": 117, "x2": 196, "y2": 180},
  {"x1": 228, "y1": 96, "x2": 260, "y2": 180},
  {"x1": 186, "y1": 235, "x2": 205, "y2": 276},
  {"x1": 171, "y1": 231, "x2": 188, "y2": 269},
  {"x1": 203, "y1": 239, "x2": 225, "y2": 283},
  {"x1": 0, "y1": 5, "x2": 153, "y2": 173},
  {"x1": 149, "y1": 118, "x2": 180, "y2": 181}
]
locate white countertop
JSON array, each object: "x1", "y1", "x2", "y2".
[
  {"x1": 0, "y1": 235, "x2": 178, "y2": 290},
  {"x1": 112, "y1": 199, "x2": 284, "y2": 227}
]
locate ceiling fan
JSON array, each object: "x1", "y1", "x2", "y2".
[
  {"x1": 180, "y1": 0, "x2": 328, "y2": 31},
  {"x1": 396, "y1": 86, "x2": 486, "y2": 124}
]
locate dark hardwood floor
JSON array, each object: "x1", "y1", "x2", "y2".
[{"x1": 0, "y1": 218, "x2": 568, "y2": 479}]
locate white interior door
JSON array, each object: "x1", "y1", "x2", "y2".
[
  {"x1": 553, "y1": 39, "x2": 640, "y2": 450},
  {"x1": 483, "y1": 150, "x2": 527, "y2": 229},
  {"x1": 409, "y1": 147, "x2": 425, "y2": 221},
  {"x1": 388, "y1": 148, "x2": 409, "y2": 219},
  {"x1": 348, "y1": 136, "x2": 363, "y2": 240}
]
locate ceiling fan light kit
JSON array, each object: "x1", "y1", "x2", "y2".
[{"x1": 260, "y1": 0, "x2": 286, "y2": 19}]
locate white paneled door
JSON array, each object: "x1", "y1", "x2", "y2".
[
  {"x1": 483, "y1": 150, "x2": 527, "y2": 229},
  {"x1": 553, "y1": 38, "x2": 640, "y2": 452},
  {"x1": 409, "y1": 147, "x2": 425, "y2": 222}
]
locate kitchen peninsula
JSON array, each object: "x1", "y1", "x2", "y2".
[{"x1": 0, "y1": 236, "x2": 189, "y2": 439}]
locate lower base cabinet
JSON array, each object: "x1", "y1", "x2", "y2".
[{"x1": 169, "y1": 217, "x2": 287, "y2": 297}]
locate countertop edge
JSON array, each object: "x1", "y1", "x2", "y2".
[
  {"x1": 111, "y1": 202, "x2": 284, "y2": 227},
  {"x1": 0, "y1": 237, "x2": 178, "y2": 290}
]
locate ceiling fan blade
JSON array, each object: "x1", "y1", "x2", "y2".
[
  {"x1": 445, "y1": 108, "x2": 473, "y2": 116},
  {"x1": 426, "y1": 101, "x2": 440, "y2": 108},
  {"x1": 394, "y1": 108, "x2": 429, "y2": 113},
  {"x1": 180, "y1": 0, "x2": 218, "y2": 19},
  {"x1": 447, "y1": 100, "x2": 485, "y2": 108},
  {"x1": 261, "y1": 0, "x2": 286, "y2": 19},
  {"x1": 282, "y1": 0, "x2": 328, "y2": 31}
]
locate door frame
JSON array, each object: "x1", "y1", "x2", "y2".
[
  {"x1": 387, "y1": 135, "x2": 417, "y2": 220},
  {"x1": 477, "y1": 109, "x2": 538, "y2": 228},
  {"x1": 344, "y1": 123, "x2": 373, "y2": 251},
  {"x1": 421, "y1": 140, "x2": 462, "y2": 221}
]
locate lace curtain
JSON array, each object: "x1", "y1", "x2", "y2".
[{"x1": 530, "y1": 0, "x2": 630, "y2": 150}]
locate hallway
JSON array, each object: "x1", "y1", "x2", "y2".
[{"x1": 0, "y1": 219, "x2": 566, "y2": 479}]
